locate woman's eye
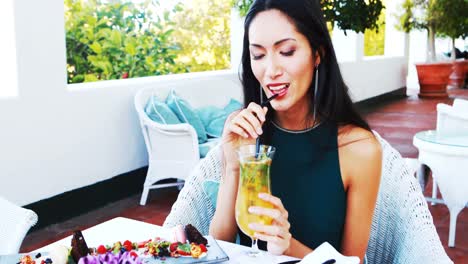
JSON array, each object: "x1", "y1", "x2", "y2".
[
  {"x1": 251, "y1": 54, "x2": 265, "y2": 60},
  {"x1": 280, "y1": 50, "x2": 295, "y2": 56}
]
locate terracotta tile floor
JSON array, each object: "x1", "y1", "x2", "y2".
[{"x1": 21, "y1": 88, "x2": 468, "y2": 263}]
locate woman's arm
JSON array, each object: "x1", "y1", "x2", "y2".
[
  {"x1": 285, "y1": 238, "x2": 313, "y2": 258},
  {"x1": 209, "y1": 166, "x2": 239, "y2": 242},
  {"x1": 339, "y1": 129, "x2": 382, "y2": 261}
]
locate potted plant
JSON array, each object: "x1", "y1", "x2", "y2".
[
  {"x1": 395, "y1": 0, "x2": 466, "y2": 98},
  {"x1": 433, "y1": 0, "x2": 468, "y2": 89}
]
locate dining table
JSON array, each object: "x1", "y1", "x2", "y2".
[
  {"x1": 30, "y1": 217, "x2": 300, "y2": 264},
  {"x1": 413, "y1": 130, "x2": 468, "y2": 248}
]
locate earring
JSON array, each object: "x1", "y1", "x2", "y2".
[{"x1": 313, "y1": 65, "x2": 319, "y2": 122}]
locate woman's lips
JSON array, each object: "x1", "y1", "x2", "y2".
[{"x1": 268, "y1": 83, "x2": 289, "y2": 97}]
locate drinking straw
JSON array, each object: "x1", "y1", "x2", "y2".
[{"x1": 255, "y1": 94, "x2": 279, "y2": 159}]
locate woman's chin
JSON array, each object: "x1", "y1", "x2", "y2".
[{"x1": 270, "y1": 102, "x2": 289, "y2": 112}]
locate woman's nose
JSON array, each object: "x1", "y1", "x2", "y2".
[{"x1": 265, "y1": 57, "x2": 283, "y2": 79}]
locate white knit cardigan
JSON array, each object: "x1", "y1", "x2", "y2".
[{"x1": 163, "y1": 132, "x2": 453, "y2": 264}]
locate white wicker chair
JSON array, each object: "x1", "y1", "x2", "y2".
[
  {"x1": 134, "y1": 88, "x2": 200, "y2": 206},
  {"x1": 163, "y1": 132, "x2": 452, "y2": 263},
  {"x1": 0, "y1": 197, "x2": 38, "y2": 254}
]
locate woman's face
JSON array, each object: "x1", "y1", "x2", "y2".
[{"x1": 249, "y1": 9, "x2": 318, "y2": 116}]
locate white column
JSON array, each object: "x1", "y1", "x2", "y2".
[
  {"x1": 13, "y1": 0, "x2": 67, "y2": 99},
  {"x1": 230, "y1": 8, "x2": 244, "y2": 73},
  {"x1": 332, "y1": 27, "x2": 358, "y2": 62},
  {"x1": 0, "y1": 0, "x2": 18, "y2": 98},
  {"x1": 356, "y1": 33, "x2": 364, "y2": 61}
]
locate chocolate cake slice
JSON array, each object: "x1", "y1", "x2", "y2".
[
  {"x1": 185, "y1": 224, "x2": 208, "y2": 245},
  {"x1": 70, "y1": 230, "x2": 89, "y2": 263}
]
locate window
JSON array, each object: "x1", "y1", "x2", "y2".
[
  {"x1": 64, "y1": 0, "x2": 231, "y2": 84},
  {"x1": 364, "y1": 0, "x2": 386, "y2": 57}
]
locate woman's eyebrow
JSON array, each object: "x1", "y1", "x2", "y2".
[{"x1": 250, "y1": 38, "x2": 297, "y2": 48}]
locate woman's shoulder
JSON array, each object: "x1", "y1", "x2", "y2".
[
  {"x1": 337, "y1": 125, "x2": 380, "y2": 154},
  {"x1": 338, "y1": 125, "x2": 382, "y2": 183}
]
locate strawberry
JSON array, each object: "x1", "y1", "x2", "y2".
[
  {"x1": 199, "y1": 244, "x2": 207, "y2": 253},
  {"x1": 169, "y1": 242, "x2": 179, "y2": 252},
  {"x1": 123, "y1": 240, "x2": 133, "y2": 251},
  {"x1": 97, "y1": 245, "x2": 107, "y2": 254}
]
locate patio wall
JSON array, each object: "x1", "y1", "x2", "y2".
[{"x1": 0, "y1": 0, "x2": 406, "y2": 205}]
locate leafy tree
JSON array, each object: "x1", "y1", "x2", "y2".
[
  {"x1": 65, "y1": 0, "x2": 185, "y2": 83},
  {"x1": 171, "y1": 0, "x2": 231, "y2": 72},
  {"x1": 432, "y1": 0, "x2": 468, "y2": 60},
  {"x1": 394, "y1": 0, "x2": 466, "y2": 61},
  {"x1": 231, "y1": 0, "x2": 384, "y2": 34}
]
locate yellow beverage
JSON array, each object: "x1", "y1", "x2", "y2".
[{"x1": 235, "y1": 156, "x2": 274, "y2": 238}]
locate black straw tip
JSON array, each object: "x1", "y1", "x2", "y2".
[{"x1": 261, "y1": 94, "x2": 279, "y2": 107}]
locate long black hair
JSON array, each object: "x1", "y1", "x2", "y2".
[{"x1": 240, "y1": 0, "x2": 371, "y2": 132}]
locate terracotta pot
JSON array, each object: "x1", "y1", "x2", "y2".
[
  {"x1": 415, "y1": 62, "x2": 453, "y2": 98},
  {"x1": 448, "y1": 59, "x2": 468, "y2": 89}
]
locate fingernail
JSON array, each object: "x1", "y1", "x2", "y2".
[
  {"x1": 248, "y1": 223, "x2": 255, "y2": 229},
  {"x1": 248, "y1": 207, "x2": 255, "y2": 213},
  {"x1": 257, "y1": 127, "x2": 263, "y2": 134},
  {"x1": 258, "y1": 193, "x2": 267, "y2": 199}
]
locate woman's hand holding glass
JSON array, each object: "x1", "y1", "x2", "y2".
[{"x1": 248, "y1": 193, "x2": 292, "y2": 255}]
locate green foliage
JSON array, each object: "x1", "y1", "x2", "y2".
[
  {"x1": 432, "y1": 0, "x2": 468, "y2": 40},
  {"x1": 326, "y1": 0, "x2": 384, "y2": 34},
  {"x1": 231, "y1": 0, "x2": 384, "y2": 34},
  {"x1": 364, "y1": 0, "x2": 386, "y2": 56},
  {"x1": 172, "y1": 0, "x2": 231, "y2": 72},
  {"x1": 395, "y1": 0, "x2": 467, "y2": 61},
  {"x1": 231, "y1": 0, "x2": 253, "y2": 17},
  {"x1": 395, "y1": 0, "x2": 438, "y2": 32},
  {"x1": 65, "y1": 0, "x2": 186, "y2": 83}
]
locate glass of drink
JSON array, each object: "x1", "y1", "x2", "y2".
[{"x1": 235, "y1": 144, "x2": 275, "y2": 257}]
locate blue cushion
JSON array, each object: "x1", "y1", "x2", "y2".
[
  {"x1": 223, "y1": 98, "x2": 243, "y2": 113},
  {"x1": 196, "y1": 106, "x2": 227, "y2": 138},
  {"x1": 166, "y1": 90, "x2": 208, "y2": 143},
  {"x1": 206, "y1": 116, "x2": 227, "y2": 138},
  {"x1": 198, "y1": 138, "x2": 220, "y2": 158},
  {"x1": 201, "y1": 179, "x2": 240, "y2": 244},
  {"x1": 144, "y1": 96, "x2": 181, "y2": 124},
  {"x1": 196, "y1": 99, "x2": 243, "y2": 138},
  {"x1": 202, "y1": 180, "x2": 220, "y2": 208}
]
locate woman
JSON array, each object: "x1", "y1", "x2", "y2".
[{"x1": 209, "y1": 0, "x2": 382, "y2": 261}]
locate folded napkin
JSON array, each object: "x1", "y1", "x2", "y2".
[{"x1": 298, "y1": 242, "x2": 360, "y2": 264}]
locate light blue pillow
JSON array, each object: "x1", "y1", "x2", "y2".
[
  {"x1": 206, "y1": 116, "x2": 227, "y2": 138},
  {"x1": 223, "y1": 98, "x2": 243, "y2": 113},
  {"x1": 202, "y1": 180, "x2": 220, "y2": 208},
  {"x1": 166, "y1": 90, "x2": 208, "y2": 143},
  {"x1": 196, "y1": 106, "x2": 227, "y2": 138},
  {"x1": 144, "y1": 96, "x2": 181, "y2": 124},
  {"x1": 202, "y1": 179, "x2": 241, "y2": 244},
  {"x1": 198, "y1": 138, "x2": 220, "y2": 158}
]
